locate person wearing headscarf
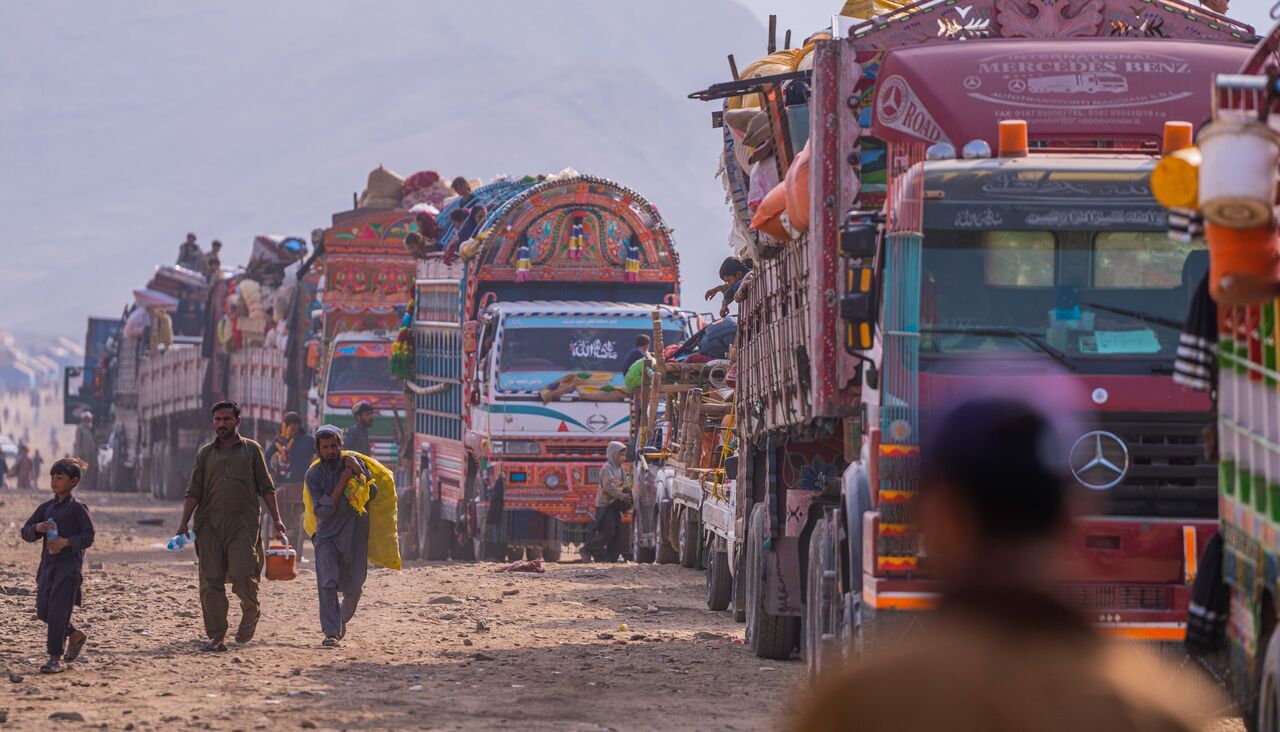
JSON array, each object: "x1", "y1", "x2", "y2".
[
  {"x1": 579, "y1": 441, "x2": 631, "y2": 562},
  {"x1": 305, "y1": 425, "x2": 374, "y2": 647}
]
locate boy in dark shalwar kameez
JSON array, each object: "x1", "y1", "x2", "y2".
[
  {"x1": 20, "y1": 458, "x2": 95, "y2": 674},
  {"x1": 305, "y1": 426, "x2": 374, "y2": 647}
]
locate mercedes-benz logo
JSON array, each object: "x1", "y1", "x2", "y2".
[{"x1": 1069, "y1": 431, "x2": 1130, "y2": 490}]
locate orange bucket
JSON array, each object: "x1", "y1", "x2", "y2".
[
  {"x1": 1206, "y1": 222, "x2": 1280, "y2": 306},
  {"x1": 265, "y1": 543, "x2": 298, "y2": 581}
]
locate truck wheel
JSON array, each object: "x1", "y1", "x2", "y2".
[
  {"x1": 450, "y1": 527, "x2": 475, "y2": 561},
  {"x1": 418, "y1": 493, "x2": 450, "y2": 561},
  {"x1": 731, "y1": 544, "x2": 747, "y2": 622},
  {"x1": 655, "y1": 502, "x2": 679, "y2": 564},
  {"x1": 153, "y1": 440, "x2": 169, "y2": 500},
  {"x1": 542, "y1": 543, "x2": 563, "y2": 563},
  {"x1": 1256, "y1": 626, "x2": 1280, "y2": 732},
  {"x1": 706, "y1": 538, "x2": 732, "y2": 611},
  {"x1": 678, "y1": 506, "x2": 700, "y2": 568},
  {"x1": 746, "y1": 503, "x2": 797, "y2": 660},
  {"x1": 804, "y1": 518, "x2": 838, "y2": 680},
  {"x1": 632, "y1": 517, "x2": 656, "y2": 564},
  {"x1": 162, "y1": 447, "x2": 187, "y2": 501}
]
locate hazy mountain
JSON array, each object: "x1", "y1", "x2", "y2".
[{"x1": 0, "y1": 1, "x2": 772, "y2": 337}]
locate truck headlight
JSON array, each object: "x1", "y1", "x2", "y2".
[{"x1": 499, "y1": 440, "x2": 541, "y2": 455}]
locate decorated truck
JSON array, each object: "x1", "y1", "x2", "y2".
[
  {"x1": 316, "y1": 210, "x2": 418, "y2": 469},
  {"x1": 1156, "y1": 29, "x2": 1280, "y2": 729},
  {"x1": 690, "y1": 0, "x2": 1254, "y2": 667},
  {"x1": 406, "y1": 173, "x2": 684, "y2": 562},
  {"x1": 629, "y1": 312, "x2": 739, "y2": 610},
  {"x1": 78, "y1": 237, "x2": 310, "y2": 497}
]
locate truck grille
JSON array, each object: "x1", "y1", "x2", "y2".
[
  {"x1": 543, "y1": 444, "x2": 608, "y2": 459},
  {"x1": 1092, "y1": 411, "x2": 1216, "y2": 520},
  {"x1": 1056, "y1": 584, "x2": 1173, "y2": 611}
]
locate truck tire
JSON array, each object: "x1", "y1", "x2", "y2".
[
  {"x1": 631, "y1": 516, "x2": 656, "y2": 564},
  {"x1": 746, "y1": 503, "x2": 797, "y2": 660},
  {"x1": 655, "y1": 502, "x2": 679, "y2": 564},
  {"x1": 706, "y1": 538, "x2": 732, "y2": 611},
  {"x1": 804, "y1": 518, "x2": 838, "y2": 680},
  {"x1": 542, "y1": 543, "x2": 563, "y2": 562},
  {"x1": 151, "y1": 440, "x2": 167, "y2": 499},
  {"x1": 416, "y1": 490, "x2": 450, "y2": 561},
  {"x1": 731, "y1": 545, "x2": 747, "y2": 622},
  {"x1": 678, "y1": 506, "x2": 700, "y2": 569},
  {"x1": 1256, "y1": 625, "x2": 1280, "y2": 732},
  {"x1": 162, "y1": 447, "x2": 188, "y2": 501}
]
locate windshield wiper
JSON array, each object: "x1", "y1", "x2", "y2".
[
  {"x1": 925, "y1": 326, "x2": 1074, "y2": 371},
  {"x1": 1084, "y1": 302, "x2": 1182, "y2": 331}
]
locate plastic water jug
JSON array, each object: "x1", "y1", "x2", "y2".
[{"x1": 166, "y1": 530, "x2": 196, "y2": 552}]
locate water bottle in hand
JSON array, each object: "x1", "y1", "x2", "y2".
[
  {"x1": 166, "y1": 531, "x2": 195, "y2": 552},
  {"x1": 45, "y1": 520, "x2": 58, "y2": 542}
]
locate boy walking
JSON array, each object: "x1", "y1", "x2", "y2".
[{"x1": 20, "y1": 458, "x2": 95, "y2": 674}]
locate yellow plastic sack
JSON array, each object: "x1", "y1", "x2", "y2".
[{"x1": 302, "y1": 450, "x2": 402, "y2": 570}]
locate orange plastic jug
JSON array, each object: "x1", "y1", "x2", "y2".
[
  {"x1": 1206, "y1": 222, "x2": 1280, "y2": 306},
  {"x1": 265, "y1": 543, "x2": 298, "y2": 581}
]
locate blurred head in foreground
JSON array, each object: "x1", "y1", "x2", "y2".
[
  {"x1": 792, "y1": 393, "x2": 1221, "y2": 732},
  {"x1": 919, "y1": 395, "x2": 1072, "y2": 590}
]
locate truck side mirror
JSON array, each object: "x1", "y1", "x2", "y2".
[{"x1": 463, "y1": 320, "x2": 479, "y2": 354}]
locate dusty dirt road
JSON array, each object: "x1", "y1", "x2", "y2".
[{"x1": 1, "y1": 488, "x2": 802, "y2": 730}]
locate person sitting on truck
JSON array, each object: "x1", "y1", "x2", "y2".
[
  {"x1": 177, "y1": 232, "x2": 203, "y2": 271},
  {"x1": 450, "y1": 176, "x2": 474, "y2": 206},
  {"x1": 622, "y1": 334, "x2": 650, "y2": 373},
  {"x1": 578, "y1": 441, "x2": 631, "y2": 563},
  {"x1": 793, "y1": 395, "x2": 1222, "y2": 732},
  {"x1": 703, "y1": 256, "x2": 753, "y2": 318},
  {"x1": 202, "y1": 240, "x2": 223, "y2": 277},
  {"x1": 264, "y1": 412, "x2": 316, "y2": 559},
  {"x1": 344, "y1": 402, "x2": 374, "y2": 458}
]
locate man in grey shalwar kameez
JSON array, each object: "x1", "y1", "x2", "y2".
[{"x1": 305, "y1": 426, "x2": 375, "y2": 647}]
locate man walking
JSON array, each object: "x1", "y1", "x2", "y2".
[
  {"x1": 344, "y1": 402, "x2": 374, "y2": 457},
  {"x1": 263, "y1": 412, "x2": 315, "y2": 559},
  {"x1": 176, "y1": 401, "x2": 286, "y2": 652},
  {"x1": 579, "y1": 441, "x2": 631, "y2": 562},
  {"x1": 305, "y1": 426, "x2": 373, "y2": 647},
  {"x1": 74, "y1": 413, "x2": 97, "y2": 491}
]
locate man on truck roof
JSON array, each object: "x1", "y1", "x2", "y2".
[{"x1": 794, "y1": 396, "x2": 1220, "y2": 732}]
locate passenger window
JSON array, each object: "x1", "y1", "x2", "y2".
[
  {"x1": 1093, "y1": 232, "x2": 1203, "y2": 289},
  {"x1": 983, "y1": 231, "x2": 1054, "y2": 287}
]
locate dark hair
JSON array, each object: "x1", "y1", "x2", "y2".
[
  {"x1": 634, "y1": 334, "x2": 651, "y2": 347},
  {"x1": 352, "y1": 401, "x2": 374, "y2": 416},
  {"x1": 449, "y1": 209, "x2": 469, "y2": 223},
  {"x1": 921, "y1": 397, "x2": 1069, "y2": 541},
  {"x1": 282, "y1": 411, "x2": 302, "y2": 426},
  {"x1": 451, "y1": 176, "x2": 470, "y2": 191},
  {"x1": 719, "y1": 256, "x2": 750, "y2": 280},
  {"x1": 211, "y1": 400, "x2": 241, "y2": 418},
  {"x1": 50, "y1": 457, "x2": 88, "y2": 481},
  {"x1": 211, "y1": 240, "x2": 222, "y2": 249}
]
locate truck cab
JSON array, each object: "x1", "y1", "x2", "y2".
[{"x1": 320, "y1": 330, "x2": 403, "y2": 466}]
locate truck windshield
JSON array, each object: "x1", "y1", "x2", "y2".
[
  {"x1": 327, "y1": 346, "x2": 401, "y2": 395},
  {"x1": 919, "y1": 228, "x2": 1205, "y2": 372},
  {"x1": 496, "y1": 316, "x2": 684, "y2": 393}
]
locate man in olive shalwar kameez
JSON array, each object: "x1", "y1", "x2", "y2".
[
  {"x1": 306, "y1": 425, "x2": 374, "y2": 647},
  {"x1": 177, "y1": 400, "x2": 287, "y2": 652}
]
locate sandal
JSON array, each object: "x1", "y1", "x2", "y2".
[
  {"x1": 234, "y1": 612, "x2": 260, "y2": 644},
  {"x1": 40, "y1": 658, "x2": 64, "y2": 674},
  {"x1": 63, "y1": 631, "x2": 87, "y2": 662},
  {"x1": 322, "y1": 636, "x2": 340, "y2": 648},
  {"x1": 202, "y1": 637, "x2": 228, "y2": 652}
]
